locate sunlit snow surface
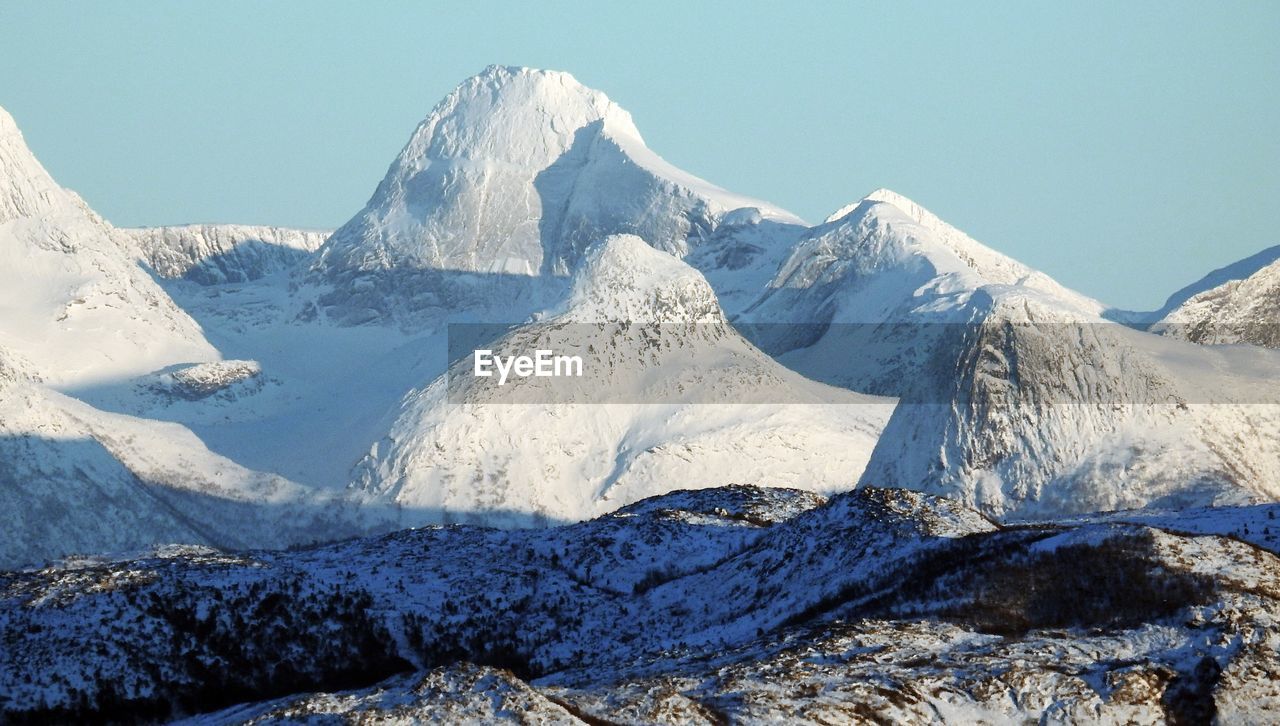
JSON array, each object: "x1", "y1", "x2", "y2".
[
  {"x1": 2, "y1": 64, "x2": 1280, "y2": 721},
  {"x1": 2, "y1": 64, "x2": 1279, "y2": 571}
]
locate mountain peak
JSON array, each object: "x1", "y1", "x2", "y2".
[
  {"x1": 312, "y1": 67, "x2": 798, "y2": 289},
  {"x1": 469, "y1": 65, "x2": 613, "y2": 107},
  {"x1": 801, "y1": 188, "x2": 1036, "y2": 292},
  {"x1": 0, "y1": 104, "x2": 74, "y2": 224},
  {"x1": 822, "y1": 188, "x2": 927, "y2": 226},
  {"x1": 808, "y1": 188, "x2": 1102, "y2": 314},
  {"x1": 393, "y1": 65, "x2": 641, "y2": 171},
  {"x1": 0, "y1": 104, "x2": 218, "y2": 385},
  {"x1": 1142, "y1": 244, "x2": 1280, "y2": 323},
  {"x1": 565, "y1": 234, "x2": 723, "y2": 323},
  {"x1": 0, "y1": 105, "x2": 20, "y2": 137},
  {"x1": 1155, "y1": 250, "x2": 1280, "y2": 347},
  {"x1": 472, "y1": 63, "x2": 584, "y2": 88}
]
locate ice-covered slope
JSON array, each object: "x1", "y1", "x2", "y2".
[
  {"x1": 1152, "y1": 249, "x2": 1280, "y2": 348},
  {"x1": 125, "y1": 223, "x2": 330, "y2": 284},
  {"x1": 0, "y1": 350, "x2": 380, "y2": 569},
  {"x1": 0, "y1": 105, "x2": 216, "y2": 386},
  {"x1": 351, "y1": 235, "x2": 893, "y2": 527},
  {"x1": 308, "y1": 65, "x2": 803, "y2": 324},
  {"x1": 739, "y1": 190, "x2": 1280, "y2": 518}
]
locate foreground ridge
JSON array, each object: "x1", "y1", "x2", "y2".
[{"x1": 3, "y1": 486, "x2": 1279, "y2": 723}]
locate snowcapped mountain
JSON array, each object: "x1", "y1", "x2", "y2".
[
  {"x1": 0, "y1": 344, "x2": 383, "y2": 569},
  {"x1": 0, "y1": 105, "x2": 217, "y2": 386},
  {"x1": 738, "y1": 189, "x2": 1280, "y2": 518},
  {"x1": 1151, "y1": 246, "x2": 1280, "y2": 348},
  {"x1": 736, "y1": 189, "x2": 1107, "y2": 396},
  {"x1": 352, "y1": 235, "x2": 892, "y2": 527},
  {"x1": 740, "y1": 188, "x2": 1103, "y2": 357},
  {"x1": 307, "y1": 65, "x2": 804, "y2": 325},
  {"x1": 4, "y1": 71, "x2": 1277, "y2": 567},
  {"x1": 124, "y1": 224, "x2": 330, "y2": 285},
  {"x1": 0, "y1": 107, "x2": 386, "y2": 569},
  {"x1": 857, "y1": 292, "x2": 1280, "y2": 517},
  {"x1": 1113, "y1": 243, "x2": 1280, "y2": 325},
  {"x1": 3, "y1": 63, "x2": 1280, "y2": 724}
]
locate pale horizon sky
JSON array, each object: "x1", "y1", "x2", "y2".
[{"x1": 1, "y1": 1, "x2": 1276, "y2": 310}]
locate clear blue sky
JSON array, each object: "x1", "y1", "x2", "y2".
[{"x1": 1, "y1": 2, "x2": 1276, "y2": 310}]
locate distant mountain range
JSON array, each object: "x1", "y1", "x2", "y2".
[
  {"x1": 1, "y1": 65, "x2": 1278, "y2": 568},
  {"x1": 2, "y1": 65, "x2": 1279, "y2": 722}
]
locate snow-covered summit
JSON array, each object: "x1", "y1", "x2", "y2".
[
  {"x1": 563, "y1": 234, "x2": 722, "y2": 324},
  {"x1": 0, "y1": 105, "x2": 216, "y2": 385},
  {"x1": 349, "y1": 231, "x2": 891, "y2": 527},
  {"x1": 0, "y1": 105, "x2": 86, "y2": 224},
  {"x1": 1116, "y1": 244, "x2": 1280, "y2": 326},
  {"x1": 311, "y1": 66, "x2": 800, "y2": 286},
  {"x1": 391, "y1": 65, "x2": 643, "y2": 167},
  {"x1": 805, "y1": 188, "x2": 1101, "y2": 315}
]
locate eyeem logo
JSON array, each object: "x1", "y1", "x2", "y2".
[{"x1": 474, "y1": 349, "x2": 584, "y2": 386}]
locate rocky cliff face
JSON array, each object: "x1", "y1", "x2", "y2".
[
  {"x1": 125, "y1": 223, "x2": 330, "y2": 284},
  {"x1": 1154, "y1": 251, "x2": 1280, "y2": 348}
]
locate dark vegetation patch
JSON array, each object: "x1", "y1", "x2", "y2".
[
  {"x1": 848, "y1": 529, "x2": 1218, "y2": 637},
  {"x1": 1161, "y1": 655, "x2": 1222, "y2": 726},
  {"x1": 931, "y1": 530, "x2": 1217, "y2": 635},
  {"x1": 778, "y1": 528, "x2": 1217, "y2": 639},
  {"x1": 5, "y1": 573, "x2": 412, "y2": 724}
]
